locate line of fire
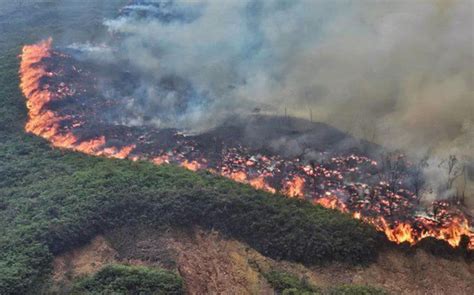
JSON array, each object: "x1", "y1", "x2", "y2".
[{"x1": 19, "y1": 38, "x2": 474, "y2": 251}]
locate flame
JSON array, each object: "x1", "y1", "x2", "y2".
[
  {"x1": 284, "y1": 176, "x2": 305, "y2": 198},
  {"x1": 152, "y1": 155, "x2": 170, "y2": 165},
  {"x1": 353, "y1": 214, "x2": 474, "y2": 249},
  {"x1": 249, "y1": 176, "x2": 276, "y2": 194},
  {"x1": 19, "y1": 38, "x2": 135, "y2": 160},
  {"x1": 375, "y1": 218, "x2": 416, "y2": 245},
  {"x1": 223, "y1": 170, "x2": 276, "y2": 193},
  {"x1": 19, "y1": 39, "x2": 474, "y2": 251},
  {"x1": 100, "y1": 144, "x2": 136, "y2": 159},
  {"x1": 314, "y1": 194, "x2": 348, "y2": 213},
  {"x1": 229, "y1": 171, "x2": 247, "y2": 183},
  {"x1": 181, "y1": 160, "x2": 201, "y2": 171}
]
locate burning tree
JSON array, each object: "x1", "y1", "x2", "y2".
[{"x1": 377, "y1": 151, "x2": 409, "y2": 192}]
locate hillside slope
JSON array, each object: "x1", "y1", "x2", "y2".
[
  {"x1": 51, "y1": 227, "x2": 473, "y2": 294},
  {"x1": 2, "y1": 44, "x2": 379, "y2": 293},
  {"x1": 0, "y1": 2, "x2": 473, "y2": 294}
]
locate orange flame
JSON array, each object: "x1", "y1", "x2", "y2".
[
  {"x1": 229, "y1": 171, "x2": 247, "y2": 183},
  {"x1": 284, "y1": 176, "x2": 305, "y2": 198},
  {"x1": 354, "y1": 214, "x2": 474, "y2": 249},
  {"x1": 181, "y1": 160, "x2": 201, "y2": 171},
  {"x1": 19, "y1": 38, "x2": 134, "y2": 159},
  {"x1": 249, "y1": 176, "x2": 276, "y2": 194},
  {"x1": 314, "y1": 194, "x2": 348, "y2": 213},
  {"x1": 19, "y1": 39, "x2": 473, "y2": 251},
  {"x1": 152, "y1": 155, "x2": 170, "y2": 165},
  {"x1": 224, "y1": 170, "x2": 276, "y2": 193}
]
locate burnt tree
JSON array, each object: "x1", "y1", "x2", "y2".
[
  {"x1": 378, "y1": 151, "x2": 408, "y2": 192},
  {"x1": 439, "y1": 155, "x2": 466, "y2": 205}
]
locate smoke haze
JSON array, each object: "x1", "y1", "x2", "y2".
[
  {"x1": 16, "y1": 0, "x2": 469, "y2": 206},
  {"x1": 93, "y1": 0, "x2": 473, "y2": 160}
]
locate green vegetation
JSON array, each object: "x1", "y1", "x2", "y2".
[
  {"x1": 0, "y1": 2, "x2": 379, "y2": 294},
  {"x1": 262, "y1": 270, "x2": 386, "y2": 295},
  {"x1": 263, "y1": 270, "x2": 320, "y2": 294},
  {"x1": 327, "y1": 285, "x2": 387, "y2": 295},
  {"x1": 0, "y1": 133, "x2": 379, "y2": 293},
  {"x1": 70, "y1": 264, "x2": 184, "y2": 294}
]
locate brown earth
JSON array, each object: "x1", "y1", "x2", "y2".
[{"x1": 51, "y1": 227, "x2": 474, "y2": 295}]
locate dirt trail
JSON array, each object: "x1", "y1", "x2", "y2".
[{"x1": 52, "y1": 227, "x2": 474, "y2": 295}]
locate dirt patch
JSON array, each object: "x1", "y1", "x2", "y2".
[
  {"x1": 51, "y1": 227, "x2": 474, "y2": 294},
  {"x1": 105, "y1": 227, "x2": 273, "y2": 294},
  {"x1": 52, "y1": 236, "x2": 118, "y2": 285},
  {"x1": 156, "y1": 230, "x2": 272, "y2": 294},
  {"x1": 308, "y1": 250, "x2": 474, "y2": 295}
]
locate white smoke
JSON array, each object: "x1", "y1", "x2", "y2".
[
  {"x1": 77, "y1": 0, "x2": 473, "y2": 206},
  {"x1": 100, "y1": 0, "x2": 472, "y2": 155}
]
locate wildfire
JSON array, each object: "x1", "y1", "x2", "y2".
[
  {"x1": 284, "y1": 176, "x2": 305, "y2": 198},
  {"x1": 152, "y1": 155, "x2": 170, "y2": 165},
  {"x1": 228, "y1": 171, "x2": 248, "y2": 183},
  {"x1": 220, "y1": 169, "x2": 276, "y2": 194},
  {"x1": 314, "y1": 194, "x2": 348, "y2": 212},
  {"x1": 19, "y1": 39, "x2": 474, "y2": 251},
  {"x1": 375, "y1": 218, "x2": 416, "y2": 245},
  {"x1": 19, "y1": 38, "x2": 135, "y2": 159},
  {"x1": 249, "y1": 176, "x2": 276, "y2": 194},
  {"x1": 181, "y1": 160, "x2": 201, "y2": 171}
]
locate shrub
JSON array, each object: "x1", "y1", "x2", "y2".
[
  {"x1": 263, "y1": 270, "x2": 320, "y2": 294},
  {"x1": 327, "y1": 284, "x2": 387, "y2": 295},
  {"x1": 71, "y1": 264, "x2": 184, "y2": 295}
]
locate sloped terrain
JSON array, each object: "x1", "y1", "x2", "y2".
[
  {"x1": 1, "y1": 2, "x2": 473, "y2": 295},
  {"x1": 1, "y1": 28, "x2": 381, "y2": 293},
  {"x1": 51, "y1": 227, "x2": 473, "y2": 295}
]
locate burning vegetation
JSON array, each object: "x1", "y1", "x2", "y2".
[{"x1": 19, "y1": 39, "x2": 473, "y2": 251}]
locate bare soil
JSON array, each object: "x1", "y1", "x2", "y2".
[{"x1": 51, "y1": 227, "x2": 474, "y2": 295}]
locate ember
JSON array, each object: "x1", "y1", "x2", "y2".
[{"x1": 19, "y1": 39, "x2": 474, "y2": 250}]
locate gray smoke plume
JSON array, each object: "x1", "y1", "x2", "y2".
[
  {"x1": 72, "y1": 0, "x2": 474, "y2": 207},
  {"x1": 100, "y1": 0, "x2": 472, "y2": 152}
]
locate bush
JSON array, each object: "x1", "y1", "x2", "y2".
[
  {"x1": 262, "y1": 271, "x2": 386, "y2": 295},
  {"x1": 71, "y1": 264, "x2": 184, "y2": 295},
  {"x1": 327, "y1": 285, "x2": 387, "y2": 295},
  {"x1": 263, "y1": 270, "x2": 320, "y2": 294},
  {"x1": 0, "y1": 152, "x2": 380, "y2": 293}
]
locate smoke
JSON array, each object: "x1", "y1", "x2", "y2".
[
  {"x1": 66, "y1": 0, "x2": 473, "y2": 205},
  {"x1": 95, "y1": 0, "x2": 472, "y2": 155}
]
